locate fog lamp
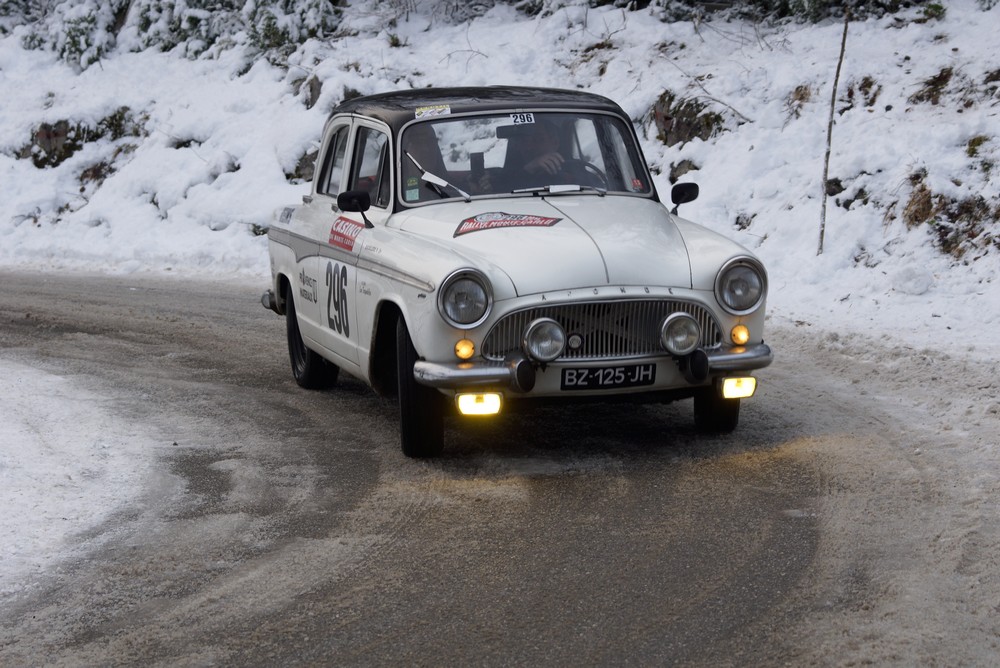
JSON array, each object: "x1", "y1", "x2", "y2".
[
  {"x1": 731, "y1": 325, "x2": 750, "y2": 346},
  {"x1": 660, "y1": 313, "x2": 701, "y2": 356},
  {"x1": 522, "y1": 318, "x2": 566, "y2": 362},
  {"x1": 455, "y1": 338, "x2": 475, "y2": 360},
  {"x1": 722, "y1": 376, "x2": 757, "y2": 399},
  {"x1": 456, "y1": 393, "x2": 502, "y2": 416}
]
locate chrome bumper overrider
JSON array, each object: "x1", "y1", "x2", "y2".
[
  {"x1": 703, "y1": 343, "x2": 773, "y2": 371},
  {"x1": 414, "y1": 355, "x2": 538, "y2": 393},
  {"x1": 413, "y1": 343, "x2": 773, "y2": 392}
]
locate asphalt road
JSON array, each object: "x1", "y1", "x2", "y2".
[{"x1": 1, "y1": 271, "x2": 997, "y2": 666}]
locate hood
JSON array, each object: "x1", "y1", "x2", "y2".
[{"x1": 392, "y1": 196, "x2": 692, "y2": 296}]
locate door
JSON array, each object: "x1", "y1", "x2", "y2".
[
  {"x1": 315, "y1": 121, "x2": 392, "y2": 366},
  {"x1": 291, "y1": 120, "x2": 352, "y2": 358}
]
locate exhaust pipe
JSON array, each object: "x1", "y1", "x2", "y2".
[{"x1": 261, "y1": 290, "x2": 278, "y2": 313}]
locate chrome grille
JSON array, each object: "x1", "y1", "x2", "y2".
[{"x1": 482, "y1": 299, "x2": 722, "y2": 361}]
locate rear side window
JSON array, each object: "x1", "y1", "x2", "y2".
[{"x1": 349, "y1": 127, "x2": 391, "y2": 208}]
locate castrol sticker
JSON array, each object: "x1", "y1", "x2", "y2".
[{"x1": 454, "y1": 212, "x2": 562, "y2": 237}]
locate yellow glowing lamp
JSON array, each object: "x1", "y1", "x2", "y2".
[
  {"x1": 722, "y1": 376, "x2": 757, "y2": 399},
  {"x1": 731, "y1": 325, "x2": 750, "y2": 346},
  {"x1": 454, "y1": 339, "x2": 475, "y2": 360},
  {"x1": 456, "y1": 393, "x2": 502, "y2": 416}
]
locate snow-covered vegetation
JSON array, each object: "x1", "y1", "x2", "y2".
[{"x1": 1, "y1": 0, "x2": 998, "y2": 348}]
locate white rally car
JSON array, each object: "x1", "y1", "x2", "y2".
[{"x1": 263, "y1": 87, "x2": 772, "y2": 457}]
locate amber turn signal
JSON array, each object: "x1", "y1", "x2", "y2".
[
  {"x1": 454, "y1": 339, "x2": 475, "y2": 360},
  {"x1": 730, "y1": 325, "x2": 750, "y2": 346}
]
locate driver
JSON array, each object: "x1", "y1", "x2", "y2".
[
  {"x1": 500, "y1": 120, "x2": 567, "y2": 191},
  {"x1": 520, "y1": 120, "x2": 564, "y2": 176}
]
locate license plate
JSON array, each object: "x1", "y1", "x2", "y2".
[{"x1": 560, "y1": 363, "x2": 656, "y2": 391}]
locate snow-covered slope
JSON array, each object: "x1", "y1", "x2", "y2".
[{"x1": 3, "y1": 1, "x2": 997, "y2": 353}]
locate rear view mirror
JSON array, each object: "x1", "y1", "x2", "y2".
[
  {"x1": 337, "y1": 190, "x2": 371, "y2": 212},
  {"x1": 670, "y1": 183, "x2": 699, "y2": 214}
]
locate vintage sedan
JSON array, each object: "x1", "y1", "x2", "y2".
[{"x1": 262, "y1": 86, "x2": 772, "y2": 457}]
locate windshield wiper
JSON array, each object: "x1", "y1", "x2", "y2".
[
  {"x1": 512, "y1": 184, "x2": 606, "y2": 197},
  {"x1": 403, "y1": 151, "x2": 471, "y2": 202}
]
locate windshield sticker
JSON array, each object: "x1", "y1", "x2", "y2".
[
  {"x1": 510, "y1": 112, "x2": 535, "y2": 124},
  {"x1": 455, "y1": 212, "x2": 562, "y2": 237},
  {"x1": 415, "y1": 104, "x2": 451, "y2": 118},
  {"x1": 329, "y1": 216, "x2": 365, "y2": 251}
]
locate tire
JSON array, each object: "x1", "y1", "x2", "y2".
[
  {"x1": 285, "y1": 285, "x2": 339, "y2": 390},
  {"x1": 694, "y1": 387, "x2": 740, "y2": 434},
  {"x1": 396, "y1": 318, "x2": 444, "y2": 458}
]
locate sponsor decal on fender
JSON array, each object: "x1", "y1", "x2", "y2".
[
  {"x1": 454, "y1": 212, "x2": 562, "y2": 237},
  {"x1": 329, "y1": 216, "x2": 364, "y2": 251}
]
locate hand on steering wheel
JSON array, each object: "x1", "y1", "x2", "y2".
[{"x1": 524, "y1": 151, "x2": 565, "y2": 175}]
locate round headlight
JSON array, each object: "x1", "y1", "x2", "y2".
[
  {"x1": 715, "y1": 258, "x2": 766, "y2": 315},
  {"x1": 522, "y1": 318, "x2": 566, "y2": 362},
  {"x1": 439, "y1": 270, "x2": 492, "y2": 328},
  {"x1": 660, "y1": 313, "x2": 701, "y2": 356}
]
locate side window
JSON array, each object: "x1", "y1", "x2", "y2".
[
  {"x1": 349, "y1": 127, "x2": 390, "y2": 208},
  {"x1": 572, "y1": 119, "x2": 606, "y2": 172},
  {"x1": 319, "y1": 125, "x2": 349, "y2": 196},
  {"x1": 602, "y1": 121, "x2": 648, "y2": 193}
]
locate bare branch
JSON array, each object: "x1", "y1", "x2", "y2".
[{"x1": 818, "y1": 12, "x2": 850, "y2": 256}]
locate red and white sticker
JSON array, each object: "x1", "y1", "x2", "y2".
[
  {"x1": 329, "y1": 216, "x2": 364, "y2": 251},
  {"x1": 455, "y1": 212, "x2": 562, "y2": 237}
]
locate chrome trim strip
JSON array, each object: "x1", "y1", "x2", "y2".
[
  {"x1": 319, "y1": 243, "x2": 358, "y2": 265},
  {"x1": 268, "y1": 227, "x2": 315, "y2": 264},
  {"x1": 269, "y1": 227, "x2": 434, "y2": 292},
  {"x1": 413, "y1": 360, "x2": 511, "y2": 388},
  {"x1": 357, "y1": 257, "x2": 435, "y2": 293}
]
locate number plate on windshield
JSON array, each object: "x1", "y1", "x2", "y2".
[{"x1": 560, "y1": 363, "x2": 656, "y2": 391}]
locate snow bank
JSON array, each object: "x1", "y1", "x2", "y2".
[{"x1": 0, "y1": 360, "x2": 162, "y2": 598}]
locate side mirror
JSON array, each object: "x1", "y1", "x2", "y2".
[
  {"x1": 670, "y1": 183, "x2": 699, "y2": 214},
  {"x1": 337, "y1": 190, "x2": 372, "y2": 213}
]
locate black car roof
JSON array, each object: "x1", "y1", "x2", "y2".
[{"x1": 327, "y1": 86, "x2": 629, "y2": 133}]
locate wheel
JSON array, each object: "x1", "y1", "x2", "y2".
[
  {"x1": 396, "y1": 318, "x2": 444, "y2": 458},
  {"x1": 694, "y1": 387, "x2": 740, "y2": 434},
  {"x1": 285, "y1": 285, "x2": 338, "y2": 390}
]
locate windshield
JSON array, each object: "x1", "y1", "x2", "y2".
[{"x1": 399, "y1": 112, "x2": 652, "y2": 205}]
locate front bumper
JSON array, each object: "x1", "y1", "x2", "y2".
[{"x1": 413, "y1": 343, "x2": 773, "y2": 392}]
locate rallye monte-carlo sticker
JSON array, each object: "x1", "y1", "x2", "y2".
[
  {"x1": 454, "y1": 212, "x2": 562, "y2": 237},
  {"x1": 329, "y1": 216, "x2": 365, "y2": 251}
]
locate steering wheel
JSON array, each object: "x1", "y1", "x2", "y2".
[{"x1": 563, "y1": 159, "x2": 609, "y2": 190}]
